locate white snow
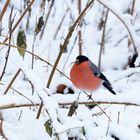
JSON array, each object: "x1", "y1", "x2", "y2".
[{"x1": 0, "y1": 0, "x2": 140, "y2": 139}]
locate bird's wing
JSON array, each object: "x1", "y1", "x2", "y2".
[
  {"x1": 89, "y1": 61, "x2": 116, "y2": 95},
  {"x1": 89, "y1": 61, "x2": 111, "y2": 85},
  {"x1": 89, "y1": 61, "x2": 101, "y2": 77}
]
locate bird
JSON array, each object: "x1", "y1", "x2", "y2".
[{"x1": 70, "y1": 55, "x2": 116, "y2": 95}]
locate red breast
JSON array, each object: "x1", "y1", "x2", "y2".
[{"x1": 70, "y1": 61, "x2": 102, "y2": 91}]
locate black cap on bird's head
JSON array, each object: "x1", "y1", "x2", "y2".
[{"x1": 75, "y1": 55, "x2": 89, "y2": 65}]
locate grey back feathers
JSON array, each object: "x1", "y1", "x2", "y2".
[
  {"x1": 89, "y1": 60, "x2": 116, "y2": 95},
  {"x1": 89, "y1": 61, "x2": 101, "y2": 77}
]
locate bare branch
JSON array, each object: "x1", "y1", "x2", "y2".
[{"x1": 0, "y1": 0, "x2": 10, "y2": 22}]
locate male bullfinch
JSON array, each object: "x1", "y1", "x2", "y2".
[{"x1": 70, "y1": 55, "x2": 116, "y2": 95}]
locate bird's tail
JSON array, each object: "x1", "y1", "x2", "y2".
[{"x1": 103, "y1": 82, "x2": 116, "y2": 95}]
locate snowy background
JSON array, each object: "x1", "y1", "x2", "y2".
[{"x1": 0, "y1": 0, "x2": 140, "y2": 139}]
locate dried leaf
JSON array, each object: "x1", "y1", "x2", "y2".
[
  {"x1": 35, "y1": 16, "x2": 44, "y2": 35},
  {"x1": 68, "y1": 101, "x2": 78, "y2": 116},
  {"x1": 44, "y1": 120, "x2": 52, "y2": 136},
  {"x1": 17, "y1": 28, "x2": 27, "y2": 58}
]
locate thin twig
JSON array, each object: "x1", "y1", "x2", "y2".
[
  {"x1": 59, "y1": 101, "x2": 140, "y2": 106},
  {"x1": 0, "y1": 0, "x2": 10, "y2": 22},
  {"x1": 98, "y1": 9, "x2": 109, "y2": 70},
  {"x1": 106, "y1": 111, "x2": 111, "y2": 136},
  {"x1": 3, "y1": 69, "x2": 21, "y2": 95},
  {"x1": 18, "y1": 110, "x2": 23, "y2": 121},
  {"x1": 0, "y1": 100, "x2": 139, "y2": 111},
  {"x1": 36, "y1": 101, "x2": 43, "y2": 119},
  {"x1": 78, "y1": 0, "x2": 82, "y2": 55},
  {"x1": 129, "y1": 0, "x2": 135, "y2": 16},
  {"x1": 0, "y1": 103, "x2": 40, "y2": 110},
  {"x1": 53, "y1": 8, "x2": 69, "y2": 40},
  {"x1": 62, "y1": 36, "x2": 78, "y2": 72},
  {"x1": 83, "y1": 91, "x2": 112, "y2": 122},
  {"x1": 117, "y1": 111, "x2": 120, "y2": 124},
  {"x1": 0, "y1": 121, "x2": 8, "y2": 140},
  {"x1": 40, "y1": 0, "x2": 55, "y2": 39},
  {"x1": 0, "y1": 6, "x2": 15, "y2": 81}
]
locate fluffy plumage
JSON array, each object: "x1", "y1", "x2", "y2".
[{"x1": 70, "y1": 55, "x2": 116, "y2": 95}]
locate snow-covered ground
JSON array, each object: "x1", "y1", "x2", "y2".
[{"x1": 0, "y1": 0, "x2": 140, "y2": 139}]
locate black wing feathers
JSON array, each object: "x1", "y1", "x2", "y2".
[{"x1": 89, "y1": 61, "x2": 116, "y2": 95}]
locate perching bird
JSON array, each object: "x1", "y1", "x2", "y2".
[{"x1": 70, "y1": 55, "x2": 116, "y2": 95}]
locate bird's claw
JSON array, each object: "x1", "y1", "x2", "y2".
[{"x1": 88, "y1": 94, "x2": 92, "y2": 100}]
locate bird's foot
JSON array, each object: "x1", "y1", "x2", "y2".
[{"x1": 88, "y1": 93, "x2": 92, "y2": 100}]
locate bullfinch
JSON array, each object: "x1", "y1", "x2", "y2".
[{"x1": 70, "y1": 55, "x2": 116, "y2": 95}]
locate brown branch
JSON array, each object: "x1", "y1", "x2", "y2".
[
  {"x1": 128, "y1": 0, "x2": 136, "y2": 67},
  {"x1": 0, "y1": 6, "x2": 14, "y2": 81},
  {"x1": 78, "y1": 29, "x2": 82, "y2": 55},
  {"x1": 4, "y1": 69, "x2": 21, "y2": 95},
  {"x1": 0, "y1": 121, "x2": 8, "y2": 140},
  {"x1": 0, "y1": 0, "x2": 10, "y2": 22},
  {"x1": 97, "y1": 0, "x2": 138, "y2": 55},
  {"x1": 36, "y1": 101, "x2": 43, "y2": 119},
  {"x1": 78, "y1": 0, "x2": 82, "y2": 55},
  {"x1": 0, "y1": 101, "x2": 139, "y2": 111},
  {"x1": 98, "y1": 9, "x2": 109, "y2": 70},
  {"x1": 0, "y1": 103, "x2": 40, "y2": 110},
  {"x1": 59, "y1": 101, "x2": 140, "y2": 106},
  {"x1": 3, "y1": 0, "x2": 35, "y2": 43},
  {"x1": 129, "y1": 0, "x2": 135, "y2": 16}
]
